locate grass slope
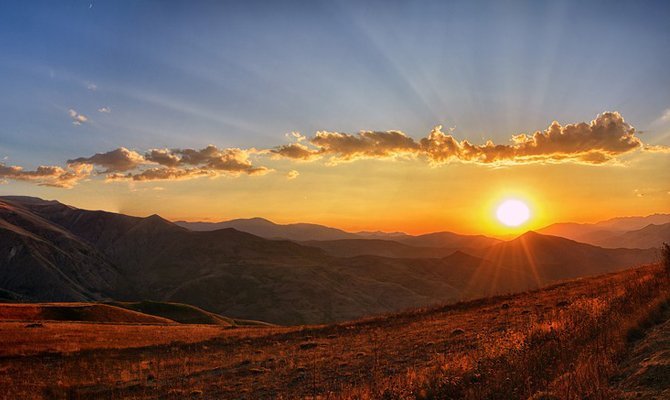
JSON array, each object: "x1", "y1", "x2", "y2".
[
  {"x1": 0, "y1": 263, "x2": 667, "y2": 399},
  {"x1": 0, "y1": 303, "x2": 175, "y2": 324},
  {"x1": 107, "y1": 301, "x2": 272, "y2": 327}
]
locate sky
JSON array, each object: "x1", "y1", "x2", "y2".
[{"x1": 0, "y1": 0, "x2": 669, "y2": 235}]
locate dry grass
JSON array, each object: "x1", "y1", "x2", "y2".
[{"x1": 1, "y1": 263, "x2": 668, "y2": 399}]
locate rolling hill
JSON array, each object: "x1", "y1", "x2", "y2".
[
  {"x1": 0, "y1": 303, "x2": 175, "y2": 324},
  {"x1": 301, "y1": 238, "x2": 462, "y2": 258}
]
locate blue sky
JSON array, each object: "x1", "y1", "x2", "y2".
[{"x1": 1, "y1": 0, "x2": 669, "y2": 167}]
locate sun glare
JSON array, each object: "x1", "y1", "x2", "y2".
[{"x1": 496, "y1": 199, "x2": 531, "y2": 227}]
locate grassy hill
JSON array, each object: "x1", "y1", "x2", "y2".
[
  {"x1": 0, "y1": 303, "x2": 175, "y2": 324},
  {"x1": 1, "y1": 263, "x2": 667, "y2": 399},
  {"x1": 107, "y1": 301, "x2": 272, "y2": 327}
]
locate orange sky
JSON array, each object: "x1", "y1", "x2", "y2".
[{"x1": 3, "y1": 148, "x2": 668, "y2": 237}]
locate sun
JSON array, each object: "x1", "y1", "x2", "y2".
[{"x1": 496, "y1": 199, "x2": 531, "y2": 227}]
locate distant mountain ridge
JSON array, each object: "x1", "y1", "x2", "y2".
[
  {"x1": 538, "y1": 214, "x2": 670, "y2": 249},
  {"x1": 176, "y1": 217, "x2": 502, "y2": 250},
  {"x1": 0, "y1": 196, "x2": 660, "y2": 325},
  {"x1": 176, "y1": 217, "x2": 359, "y2": 241}
]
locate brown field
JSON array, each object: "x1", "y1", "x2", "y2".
[{"x1": 1, "y1": 263, "x2": 668, "y2": 399}]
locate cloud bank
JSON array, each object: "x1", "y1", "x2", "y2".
[
  {"x1": 273, "y1": 112, "x2": 643, "y2": 165},
  {"x1": 1, "y1": 112, "x2": 664, "y2": 188}
]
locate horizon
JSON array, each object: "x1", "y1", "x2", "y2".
[
  {"x1": 0, "y1": 1, "x2": 669, "y2": 236},
  {"x1": 2, "y1": 193, "x2": 668, "y2": 238}
]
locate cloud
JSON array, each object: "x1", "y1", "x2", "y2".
[
  {"x1": 644, "y1": 144, "x2": 670, "y2": 153},
  {"x1": 68, "y1": 148, "x2": 145, "y2": 172},
  {"x1": 0, "y1": 163, "x2": 92, "y2": 188},
  {"x1": 270, "y1": 130, "x2": 419, "y2": 163},
  {"x1": 104, "y1": 145, "x2": 271, "y2": 182},
  {"x1": 421, "y1": 112, "x2": 642, "y2": 164},
  {"x1": 271, "y1": 143, "x2": 321, "y2": 161},
  {"x1": 106, "y1": 167, "x2": 216, "y2": 182},
  {"x1": 286, "y1": 170, "x2": 299, "y2": 180},
  {"x1": 145, "y1": 145, "x2": 270, "y2": 175},
  {"x1": 1, "y1": 111, "x2": 662, "y2": 189},
  {"x1": 271, "y1": 112, "x2": 644, "y2": 165},
  {"x1": 313, "y1": 130, "x2": 420, "y2": 163},
  {"x1": 98, "y1": 107, "x2": 111, "y2": 113},
  {"x1": 68, "y1": 109, "x2": 88, "y2": 125},
  {"x1": 86, "y1": 83, "x2": 97, "y2": 91},
  {"x1": 145, "y1": 149, "x2": 180, "y2": 167}
]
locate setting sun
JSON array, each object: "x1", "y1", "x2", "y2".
[{"x1": 496, "y1": 199, "x2": 531, "y2": 227}]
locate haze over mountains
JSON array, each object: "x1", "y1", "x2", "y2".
[
  {"x1": 537, "y1": 214, "x2": 670, "y2": 249},
  {"x1": 175, "y1": 218, "x2": 502, "y2": 249},
  {"x1": 177, "y1": 213, "x2": 670, "y2": 251},
  {"x1": 0, "y1": 196, "x2": 664, "y2": 325}
]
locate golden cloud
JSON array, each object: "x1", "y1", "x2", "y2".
[
  {"x1": 272, "y1": 112, "x2": 644, "y2": 165},
  {"x1": 0, "y1": 163, "x2": 92, "y2": 188},
  {"x1": 0, "y1": 112, "x2": 663, "y2": 188},
  {"x1": 68, "y1": 147, "x2": 145, "y2": 172}
]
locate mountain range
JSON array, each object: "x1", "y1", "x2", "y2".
[
  {"x1": 537, "y1": 214, "x2": 670, "y2": 249},
  {"x1": 0, "y1": 196, "x2": 662, "y2": 325}
]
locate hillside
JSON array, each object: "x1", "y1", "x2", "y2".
[
  {"x1": 0, "y1": 196, "x2": 660, "y2": 325},
  {"x1": 1, "y1": 263, "x2": 667, "y2": 399},
  {"x1": 595, "y1": 223, "x2": 670, "y2": 249},
  {"x1": 107, "y1": 301, "x2": 272, "y2": 327},
  {"x1": 0, "y1": 303, "x2": 175, "y2": 324},
  {"x1": 0, "y1": 200, "x2": 131, "y2": 301},
  {"x1": 301, "y1": 238, "x2": 461, "y2": 258},
  {"x1": 476, "y1": 231, "x2": 657, "y2": 282}
]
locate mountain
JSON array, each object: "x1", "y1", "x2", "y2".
[
  {"x1": 177, "y1": 217, "x2": 501, "y2": 250},
  {"x1": 0, "y1": 196, "x2": 659, "y2": 325},
  {"x1": 393, "y1": 231, "x2": 501, "y2": 248},
  {"x1": 595, "y1": 214, "x2": 670, "y2": 231},
  {"x1": 0, "y1": 199, "x2": 131, "y2": 301},
  {"x1": 301, "y1": 238, "x2": 461, "y2": 258},
  {"x1": 593, "y1": 223, "x2": 670, "y2": 249},
  {"x1": 476, "y1": 231, "x2": 657, "y2": 282},
  {"x1": 175, "y1": 217, "x2": 359, "y2": 241},
  {"x1": 538, "y1": 214, "x2": 670, "y2": 248}
]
